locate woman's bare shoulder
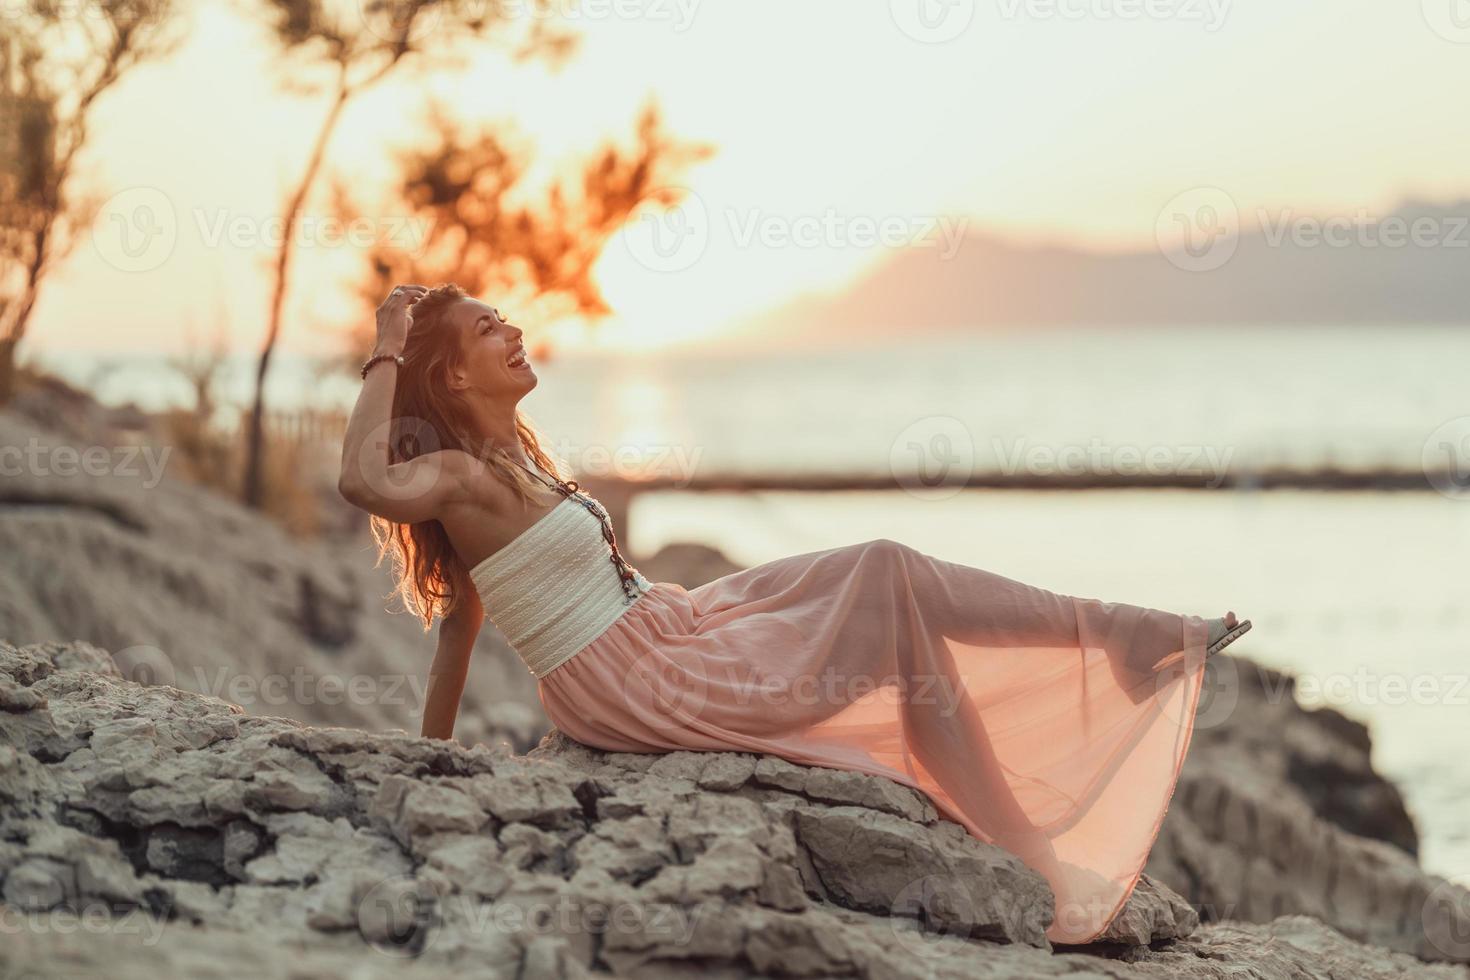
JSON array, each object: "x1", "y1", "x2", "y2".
[{"x1": 437, "y1": 461, "x2": 562, "y2": 564}]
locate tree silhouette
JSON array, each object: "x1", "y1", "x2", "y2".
[
  {"x1": 235, "y1": 0, "x2": 577, "y2": 507},
  {"x1": 332, "y1": 97, "x2": 713, "y2": 359},
  {"x1": 0, "y1": 0, "x2": 183, "y2": 404}
]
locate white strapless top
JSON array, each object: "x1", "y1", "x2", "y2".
[{"x1": 468, "y1": 480, "x2": 654, "y2": 679}]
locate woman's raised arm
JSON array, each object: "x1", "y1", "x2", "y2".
[{"x1": 338, "y1": 284, "x2": 469, "y2": 524}]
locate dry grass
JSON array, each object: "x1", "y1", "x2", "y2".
[{"x1": 161, "y1": 407, "x2": 327, "y2": 537}]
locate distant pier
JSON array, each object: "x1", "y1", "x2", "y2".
[{"x1": 579, "y1": 467, "x2": 1452, "y2": 545}]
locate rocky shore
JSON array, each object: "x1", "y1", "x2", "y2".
[
  {"x1": 0, "y1": 389, "x2": 549, "y2": 750},
  {"x1": 3, "y1": 388, "x2": 1469, "y2": 977},
  {"x1": 3, "y1": 639, "x2": 1469, "y2": 979}
]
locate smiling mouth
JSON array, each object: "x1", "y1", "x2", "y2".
[{"x1": 507, "y1": 346, "x2": 529, "y2": 369}]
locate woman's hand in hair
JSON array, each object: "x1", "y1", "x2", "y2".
[{"x1": 374, "y1": 284, "x2": 428, "y2": 355}]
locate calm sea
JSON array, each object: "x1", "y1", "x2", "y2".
[{"x1": 36, "y1": 323, "x2": 1470, "y2": 879}]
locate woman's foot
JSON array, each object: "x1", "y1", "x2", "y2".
[
  {"x1": 1205, "y1": 611, "x2": 1251, "y2": 656},
  {"x1": 1006, "y1": 828, "x2": 1066, "y2": 886}
]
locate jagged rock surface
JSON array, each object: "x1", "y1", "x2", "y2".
[
  {"x1": 0, "y1": 408, "x2": 542, "y2": 748},
  {"x1": 1148, "y1": 656, "x2": 1454, "y2": 960},
  {"x1": 3, "y1": 641, "x2": 1469, "y2": 980}
]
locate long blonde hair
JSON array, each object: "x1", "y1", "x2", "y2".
[{"x1": 369, "y1": 282, "x2": 564, "y2": 629}]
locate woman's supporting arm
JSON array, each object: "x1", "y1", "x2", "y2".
[{"x1": 420, "y1": 586, "x2": 486, "y2": 740}]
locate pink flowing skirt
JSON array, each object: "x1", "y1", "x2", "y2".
[{"x1": 537, "y1": 538, "x2": 1208, "y2": 944}]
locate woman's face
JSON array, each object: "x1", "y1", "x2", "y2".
[{"x1": 446, "y1": 298, "x2": 535, "y2": 398}]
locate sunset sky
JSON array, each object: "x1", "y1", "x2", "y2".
[{"x1": 27, "y1": 0, "x2": 1470, "y2": 359}]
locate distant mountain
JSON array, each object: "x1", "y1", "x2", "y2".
[{"x1": 738, "y1": 199, "x2": 1470, "y2": 339}]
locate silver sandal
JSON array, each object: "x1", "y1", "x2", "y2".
[{"x1": 1207, "y1": 618, "x2": 1252, "y2": 657}]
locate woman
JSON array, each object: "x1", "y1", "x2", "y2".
[{"x1": 339, "y1": 282, "x2": 1252, "y2": 946}]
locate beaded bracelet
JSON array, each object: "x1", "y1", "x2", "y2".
[{"x1": 360, "y1": 352, "x2": 404, "y2": 379}]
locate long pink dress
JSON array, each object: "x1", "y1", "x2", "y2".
[{"x1": 469, "y1": 481, "x2": 1209, "y2": 946}]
